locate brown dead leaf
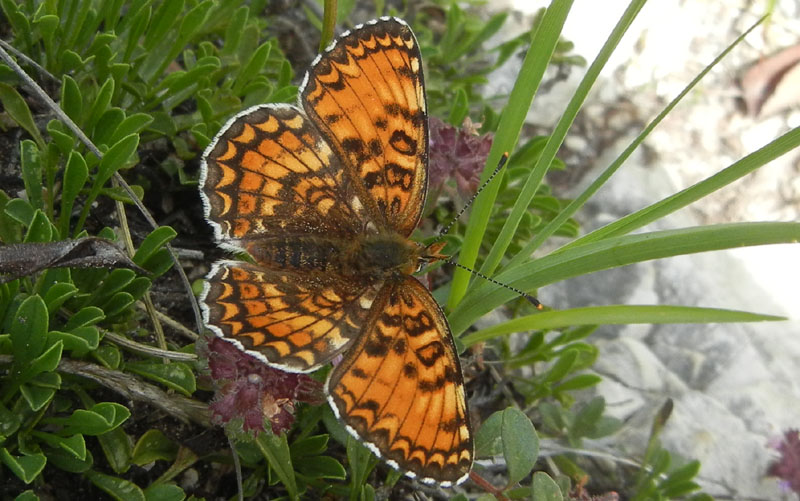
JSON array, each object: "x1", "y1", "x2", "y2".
[
  {"x1": 0, "y1": 237, "x2": 147, "y2": 283},
  {"x1": 741, "y1": 43, "x2": 800, "y2": 117}
]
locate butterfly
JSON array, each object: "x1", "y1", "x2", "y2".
[{"x1": 199, "y1": 16, "x2": 472, "y2": 486}]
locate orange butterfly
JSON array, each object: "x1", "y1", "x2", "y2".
[{"x1": 199, "y1": 17, "x2": 472, "y2": 486}]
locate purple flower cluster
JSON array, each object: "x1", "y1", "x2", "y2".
[
  {"x1": 206, "y1": 337, "x2": 324, "y2": 434},
  {"x1": 428, "y1": 116, "x2": 493, "y2": 196},
  {"x1": 768, "y1": 429, "x2": 800, "y2": 494}
]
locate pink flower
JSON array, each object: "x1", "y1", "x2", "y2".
[
  {"x1": 206, "y1": 337, "x2": 324, "y2": 434},
  {"x1": 429, "y1": 116, "x2": 493, "y2": 196},
  {"x1": 768, "y1": 429, "x2": 800, "y2": 494}
]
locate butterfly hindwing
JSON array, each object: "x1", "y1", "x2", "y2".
[
  {"x1": 202, "y1": 261, "x2": 379, "y2": 372},
  {"x1": 327, "y1": 276, "x2": 472, "y2": 485}
]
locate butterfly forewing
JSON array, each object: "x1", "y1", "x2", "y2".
[
  {"x1": 200, "y1": 104, "x2": 368, "y2": 247},
  {"x1": 301, "y1": 18, "x2": 428, "y2": 237}
]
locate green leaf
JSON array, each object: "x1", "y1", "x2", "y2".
[
  {"x1": 24, "y1": 210, "x2": 54, "y2": 243},
  {"x1": 113, "y1": 113, "x2": 154, "y2": 143},
  {"x1": 48, "y1": 327, "x2": 99, "y2": 355},
  {"x1": 133, "y1": 226, "x2": 177, "y2": 267},
  {"x1": 0, "y1": 402, "x2": 22, "y2": 437},
  {"x1": 92, "y1": 107, "x2": 126, "y2": 147},
  {"x1": 61, "y1": 75, "x2": 83, "y2": 124},
  {"x1": 45, "y1": 447, "x2": 94, "y2": 473},
  {"x1": 100, "y1": 291, "x2": 135, "y2": 319},
  {"x1": 53, "y1": 402, "x2": 131, "y2": 436},
  {"x1": 542, "y1": 349, "x2": 577, "y2": 383},
  {"x1": 0, "y1": 84, "x2": 45, "y2": 148},
  {"x1": 19, "y1": 382, "x2": 56, "y2": 411},
  {"x1": 570, "y1": 397, "x2": 605, "y2": 440},
  {"x1": 449, "y1": 0, "x2": 575, "y2": 309},
  {"x1": 453, "y1": 222, "x2": 800, "y2": 336},
  {"x1": 65, "y1": 306, "x2": 106, "y2": 330},
  {"x1": 98, "y1": 426, "x2": 133, "y2": 474},
  {"x1": 290, "y1": 434, "x2": 329, "y2": 458},
  {"x1": 346, "y1": 434, "x2": 378, "y2": 499},
  {"x1": 4, "y1": 198, "x2": 35, "y2": 227},
  {"x1": 0, "y1": 449, "x2": 46, "y2": 484},
  {"x1": 234, "y1": 41, "x2": 270, "y2": 94},
  {"x1": 88, "y1": 78, "x2": 115, "y2": 130},
  {"x1": 531, "y1": 471, "x2": 563, "y2": 501},
  {"x1": 13, "y1": 490, "x2": 39, "y2": 501},
  {"x1": 143, "y1": 483, "x2": 185, "y2": 501},
  {"x1": 447, "y1": 88, "x2": 469, "y2": 126},
  {"x1": 463, "y1": 305, "x2": 785, "y2": 346},
  {"x1": 501, "y1": 408, "x2": 539, "y2": 485},
  {"x1": 125, "y1": 361, "x2": 196, "y2": 396},
  {"x1": 44, "y1": 282, "x2": 77, "y2": 314},
  {"x1": 33, "y1": 432, "x2": 86, "y2": 460},
  {"x1": 17, "y1": 341, "x2": 63, "y2": 390},
  {"x1": 61, "y1": 50, "x2": 88, "y2": 73},
  {"x1": 0, "y1": 190, "x2": 22, "y2": 242},
  {"x1": 47, "y1": 121, "x2": 76, "y2": 157},
  {"x1": 297, "y1": 455, "x2": 346, "y2": 480},
  {"x1": 255, "y1": 432, "x2": 298, "y2": 500},
  {"x1": 19, "y1": 140, "x2": 43, "y2": 211},
  {"x1": 10, "y1": 294, "x2": 49, "y2": 368},
  {"x1": 98, "y1": 134, "x2": 139, "y2": 181},
  {"x1": 221, "y1": 6, "x2": 248, "y2": 56},
  {"x1": 474, "y1": 410, "x2": 503, "y2": 457},
  {"x1": 475, "y1": 0, "x2": 647, "y2": 284},
  {"x1": 553, "y1": 374, "x2": 602, "y2": 392},
  {"x1": 86, "y1": 470, "x2": 145, "y2": 501},
  {"x1": 131, "y1": 429, "x2": 178, "y2": 465},
  {"x1": 1, "y1": 0, "x2": 31, "y2": 48},
  {"x1": 93, "y1": 344, "x2": 122, "y2": 368},
  {"x1": 140, "y1": 249, "x2": 174, "y2": 278},
  {"x1": 143, "y1": 0, "x2": 183, "y2": 51}
]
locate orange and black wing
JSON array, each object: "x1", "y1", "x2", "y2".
[
  {"x1": 200, "y1": 104, "x2": 369, "y2": 248},
  {"x1": 327, "y1": 276, "x2": 473, "y2": 485},
  {"x1": 201, "y1": 261, "x2": 379, "y2": 372},
  {"x1": 301, "y1": 17, "x2": 428, "y2": 236}
]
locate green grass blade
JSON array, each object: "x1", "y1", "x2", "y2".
[
  {"x1": 475, "y1": 0, "x2": 648, "y2": 282},
  {"x1": 557, "y1": 124, "x2": 800, "y2": 253},
  {"x1": 462, "y1": 305, "x2": 784, "y2": 347},
  {"x1": 448, "y1": 0, "x2": 574, "y2": 310},
  {"x1": 505, "y1": 16, "x2": 764, "y2": 269},
  {"x1": 449, "y1": 222, "x2": 800, "y2": 336}
]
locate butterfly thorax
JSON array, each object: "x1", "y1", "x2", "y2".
[{"x1": 245, "y1": 233, "x2": 422, "y2": 281}]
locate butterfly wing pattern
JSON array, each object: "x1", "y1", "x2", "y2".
[{"x1": 200, "y1": 17, "x2": 472, "y2": 486}]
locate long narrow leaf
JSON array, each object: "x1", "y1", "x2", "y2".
[
  {"x1": 462, "y1": 305, "x2": 784, "y2": 347},
  {"x1": 448, "y1": 0, "x2": 574, "y2": 310},
  {"x1": 556, "y1": 124, "x2": 800, "y2": 253},
  {"x1": 255, "y1": 433, "x2": 298, "y2": 500},
  {"x1": 505, "y1": 16, "x2": 765, "y2": 268},
  {"x1": 450, "y1": 222, "x2": 800, "y2": 335},
  {"x1": 475, "y1": 0, "x2": 648, "y2": 282}
]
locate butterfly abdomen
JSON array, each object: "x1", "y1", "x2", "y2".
[{"x1": 247, "y1": 237, "x2": 342, "y2": 273}]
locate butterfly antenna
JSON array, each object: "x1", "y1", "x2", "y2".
[
  {"x1": 436, "y1": 152, "x2": 510, "y2": 239},
  {"x1": 427, "y1": 152, "x2": 543, "y2": 309},
  {"x1": 445, "y1": 258, "x2": 542, "y2": 309}
]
